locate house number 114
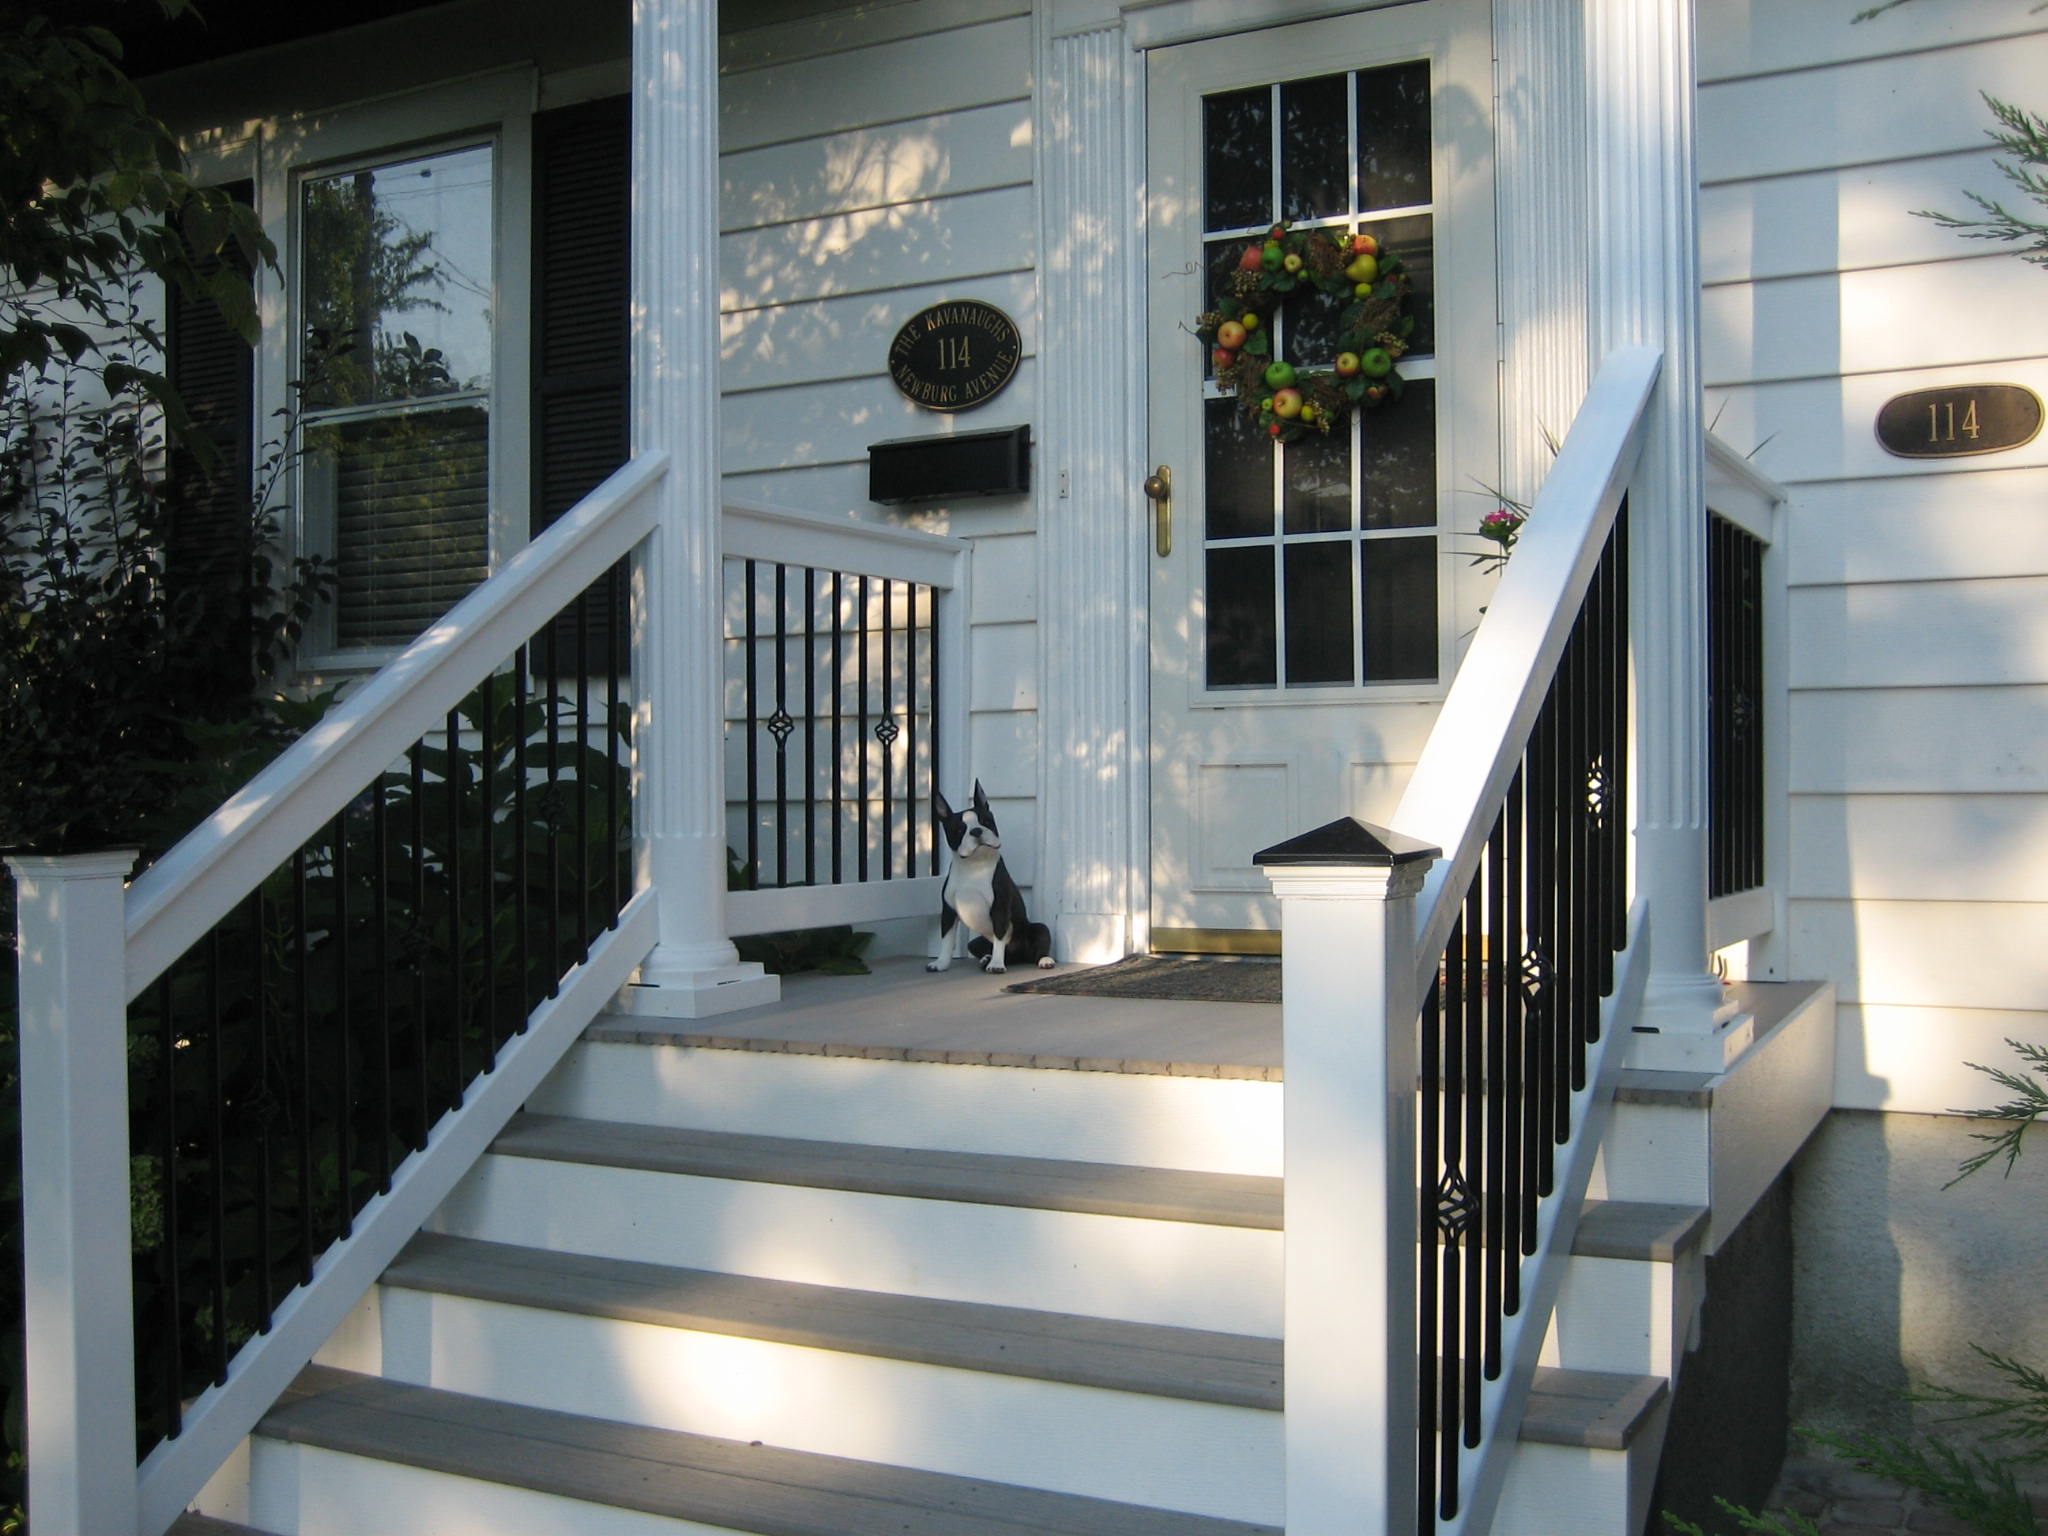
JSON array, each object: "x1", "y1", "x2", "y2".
[{"x1": 1875, "y1": 384, "x2": 2043, "y2": 460}]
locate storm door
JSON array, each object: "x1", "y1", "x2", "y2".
[{"x1": 1145, "y1": 0, "x2": 1495, "y2": 949}]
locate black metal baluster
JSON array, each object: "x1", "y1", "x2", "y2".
[
  {"x1": 410, "y1": 741, "x2": 429, "y2": 1148},
  {"x1": 1418, "y1": 975, "x2": 1442, "y2": 1532},
  {"x1": 206, "y1": 925, "x2": 228, "y2": 1384},
  {"x1": 905, "y1": 584, "x2": 920, "y2": 879},
  {"x1": 879, "y1": 579, "x2": 896, "y2": 881},
  {"x1": 514, "y1": 647, "x2": 532, "y2": 1016},
  {"x1": 1484, "y1": 811, "x2": 1507, "y2": 1376},
  {"x1": 333, "y1": 813, "x2": 353, "y2": 1239},
  {"x1": 545, "y1": 622, "x2": 563, "y2": 993},
  {"x1": 481, "y1": 676, "x2": 497, "y2": 1050},
  {"x1": 804, "y1": 567, "x2": 818, "y2": 886},
  {"x1": 373, "y1": 777, "x2": 393, "y2": 1192},
  {"x1": 831, "y1": 572, "x2": 845, "y2": 885},
  {"x1": 928, "y1": 585, "x2": 941, "y2": 875},
  {"x1": 292, "y1": 848, "x2": 313, "y2": 1285},
  {"x1": 773, "y1": 563, "x2": 791, "y2": 888},
  {"x1": 154, "y1": 971, "x2": 181, "y2": 1437},
  {"x1": 1461, "y1": 874, "x2": 1485, "y2": 1447},
  {"x1": 606, "y1": 575, "x2": 624, "y2": 922},
  {"x1": 1438, "y1": 909, "x2": 1466, "y2": 1514},
  {"x1": 447, "y1": 707, "x2": 465, "y2": 1107},
  {"x1": 858, "y1": 574, "x2": 871, "y2": 883},
  {"x1": 744, "y1": 560, "x2": 761, "y2": 887},
  {"x1": 251, "y1": 885, "x2": 273, "y2": 1330},
  {"x1": 577, "y1": 598, "x2": 593, "y2": 956}
]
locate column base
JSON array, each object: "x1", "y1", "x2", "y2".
[
  {"x1": 615, "y1": 962, "x2": 780, "y2": 1019},
  {"x1": 1055, "y1": 912, "x2": 1131, "y2": 966},
  {"x1": 1623, "y1": 972, "x2": 1754, "y2": 1071}
]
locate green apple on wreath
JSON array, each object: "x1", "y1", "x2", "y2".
[{"x1": 1195, "y1": 221, "x2": 1415, "y2": 445}]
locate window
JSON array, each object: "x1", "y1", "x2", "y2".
[{"x1": 299, "y1": 142, "x2": 496, "y2": 654}]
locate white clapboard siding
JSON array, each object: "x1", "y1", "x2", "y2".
[
  {"x1": 720, "y1": 184, "x2": 1035, "y2": 312},
  {"x1": 724, "y1": 370, "x2": 1038, "y2": 477},
  {"x1": 1699, "y1": 0, "x2": 2042, "y2": 82},
  {"x1": 722, "y1": 14, "x2": 1032, "y2": 153},
  {"x1": 1783, "y1": 469, "x2": 2048, "y2": 587},
  {"x1": 969, "y1": 710, "x2": 1039, "y2": 799},
  {"x1": 1788, "y1": 793, "x2": 2048, "y2": 902},
  {"x1": 723, "y1": 464, "x2": 1041, "y2": 538},
  {"x1": 1704, "y1": 357, "x2": 2048, "y2": 486},
  {"x1": 1789, "y1": 899, "x2": 2048, "y2": 1012},
  {"x1": 722, "y1": 101, "x2": 1033, "y2": 233},
  {"x1": 722, "y1": 271, "x2": 1037, "y2": 394},
  {"x1": 969, "y1": 621, "x2": 1040, "y2": 712},
  {"x1": 1788, "y1": 578, "x2": 2048, "y2": 690},
  {"x1": 1790, "y1": 686, "x2": 2048, "y2": 795},
  {"x1": 966, "y1": 531, "x2": 1037, "y2": 624},
  {"x1": 1835, "y1": 1002, "x2": 2048, "y2": 1114},
  {"x1": 1703, "y1": 255, "x2": 2045, "y2": 386},
  {"x1": 1699, "y1": 151, "x2": 2006, "y2": 286},
  {"x1": 722, "y1": 0, "x2": 1026, "y2": 74}
]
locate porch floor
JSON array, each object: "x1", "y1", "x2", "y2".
[{"x1": 590, "y1": 956, "x2": 1284, "y2": 1081}]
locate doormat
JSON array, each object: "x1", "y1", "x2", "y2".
[{"x1": 1005, "y1": 955, "x2": 1281, "y2": 1005}]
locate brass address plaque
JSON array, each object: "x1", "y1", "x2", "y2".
[
  {"x1": 888, "y1": 301, "x2": 1022, "y2": 413},
  {"x1": 1875, "y1": 384, "x2": 2043, "y2": 459}
]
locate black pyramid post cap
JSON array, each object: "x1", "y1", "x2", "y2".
[{"x1": 1252, "y1": 817, "x2": 1441, "y2": 868}]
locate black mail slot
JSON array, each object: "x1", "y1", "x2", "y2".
[{"x1": 868, "y1": 425, "x2": 1031, "y2": 505}]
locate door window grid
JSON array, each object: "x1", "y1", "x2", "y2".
[{"x1": 1199, "y1": 61, "x2": 1439, "y2": 692}]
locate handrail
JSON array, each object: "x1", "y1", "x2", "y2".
[
  {"x1": 124, "y1": 451, "x2": 669, "y2": 1003},
  {"x1": 1396, "y1": 346, "x2": 1661, "y2": 980}
]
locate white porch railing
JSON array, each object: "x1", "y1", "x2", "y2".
[
  {"x1": 8, "y1": 456, "x2": 970, "y2": 1536},
  {"x1": 720, "y1": 501, "x2": 971, "y2": 938},
  {"x1": 1261, "y1": 345, "x2": 1665, "y2": 1536}
]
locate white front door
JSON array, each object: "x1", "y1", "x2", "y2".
[{"x1": 1145, "y1": 1, "x2": 1497, "y2": 951}]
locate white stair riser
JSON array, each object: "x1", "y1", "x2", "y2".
[
  {"x1": 528, "y1": 1041, "x2": 1284, "y2": 1176},
  {"x1": 435, "y1": 1153, "x2": 1285, "y2": 1335},
  {"x1": 1585, "y1": 1103, "x2": 1710, "y2": 1206},
  {"x1": 1494, "y1": 1400, "x2": 1669, "y2": 1536},
  {"x1": 246, "y1": 1439, "x2": 735, "y2": 1536},
  {"x1": 1541, "y1": 1253, "x2": 1698, "y2": 1377},
  {"x1": 378, "y1": 1288, "x2": 1282, "y2": 1524}
]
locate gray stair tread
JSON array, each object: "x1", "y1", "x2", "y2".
[
  {"x1": 169, "y1": 1517, "x2": 275, "y2": 1536},
  {"x1": 263, "y1": 1365, "x2": 1283, "y2": 1536},
  {"x1": 1520, "y1": 1366, "x2": 1667, "y2": 1451},
  {"x1": 1574, "y1": 1199, "x2": 1708, "y2": 1262},
  {"x1": 388, "y1": 1233, "x2": 1284, "y2": 1410},
  {"x1": 492, "y1": 1113, "x2": 1283, "y2": 1229}
]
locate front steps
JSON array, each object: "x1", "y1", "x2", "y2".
[{"x1": 190, "y1": 961, "x2": 1766, "y2": 1536}]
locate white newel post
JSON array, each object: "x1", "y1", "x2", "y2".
[
  {"x1": 1586, "y1": 0, "x2": 1740, "y2": 1067},
  {"x1": 7, "y1": 851, "x2": 140, "y2": 1536},
  {"x1": 621, "y1": 0, "x2": 777, "y2": 1018},
  {"x1": 1259, "y1": 819, "x2": 1438, "y2": 1536}
]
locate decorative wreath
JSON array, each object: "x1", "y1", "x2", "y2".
[{"x1": 1195, "y1": 222, "x2": 1415, "y2": 445}]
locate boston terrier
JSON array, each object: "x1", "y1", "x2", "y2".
[{"x1": 927, "y1": 782, "x2": 1055, "y2": 975}]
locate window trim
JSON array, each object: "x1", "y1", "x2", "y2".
[{"x1": 253, "y1": 68, "x2": 535, "y2": 675}]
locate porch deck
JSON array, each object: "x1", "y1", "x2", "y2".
[{"x1": 590, "y1": 957, "x2": 1285, "y2": 1080}]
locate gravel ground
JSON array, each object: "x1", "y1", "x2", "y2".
[{"x1": 1757, "y1": 1457, "x2": 2043, "y2": 1536}]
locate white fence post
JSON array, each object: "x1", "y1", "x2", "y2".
[
  {"x1": 1259, "y1": 818, "x2": 1438, "y2": 1536},
  {"x1": 7, "y1": 850, "x2": 139, "y2": 1536}
]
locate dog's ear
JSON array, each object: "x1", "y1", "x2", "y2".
[
  {"x1": 971, "y1": 780, "x2": 992, "y2": 818},
  {"x1": 933, "y1": 790, "x2": 955, "y2": 822}
]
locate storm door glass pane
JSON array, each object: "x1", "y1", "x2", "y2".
[
  {"x1": 1207, "y1": 547, "x2": 1277, "y2": 688},
  {"x1": 1356, "y1": 61, "x2": 1431, "y2": 211},
  {"x1": 1281, "y1": 280, "x2": 1350, "y2": 370},
  {"x1": 1374, "y1": 212, "x2": 1434, "y2": 354},
  {"x1": 1283, "y1": 425, "x2": 1351, "y2": 533},
  {"x1": 1361, "y1": 379, "x2": 1435, "y2": 529},
  {"x1": 1204, "y1": 87, "x2": 1272, "y2": 229},
  {"x1": 1206, "y1": 398, "x2": 1274, "y2": 539},
  {"x1": 1280, "y1": 73, "x2": 1349, "y2": 223},
  {"x1": 1285, "y1": 541, "x2": 1353, "y2": 684},
  {"x1": 1361, "y1": 535, "x2": 1436, "y2": 682}
]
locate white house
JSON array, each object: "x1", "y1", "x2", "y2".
[{"x1": 10, "y1": 0, "x2": 2047, "y2": 1532}]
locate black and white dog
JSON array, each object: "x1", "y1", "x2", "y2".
[{"x1": 927, "y1": 782, "x2": 1055, "y2": 975}]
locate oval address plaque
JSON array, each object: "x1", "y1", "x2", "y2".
[
  {"x1": 1875, "y1": 383, "x2": 2043, "y2": 460},
  {"x1": 888, "y1": 301, "x2": 1022, "y2": 413}
]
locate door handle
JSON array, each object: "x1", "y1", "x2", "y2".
[{"x1": 1143, "y1": 466, "x2": 1173, "y2": 556}]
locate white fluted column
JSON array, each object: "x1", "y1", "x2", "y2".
[
  {"x1": 1587, "y1": 0, "x2": 1735, "y2": 1064},
  {"x1": 622, "y1": 0, "x2": 777, "y2": 1017},
  {"x1": 1034, "y1": 18, "x2": 1145, "y2": 963}
]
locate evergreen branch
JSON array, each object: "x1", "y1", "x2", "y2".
[
  {"x1": 1946, "y1": 1038, "x2": 2048, "y2": 1185},
  {"x1": 1798, "y1": 1428, "x2": 2043, "y2": 1536},
  {"x1": 1912, "y1": 1347, "x2": 2048, "y2": 1460},
  {"x1": 1663, "y1": 1499, "x2": 1820, "y2": 1536},
  {"x1": 1914, "y1": 95, "x2": 2048, "y2": 270}
]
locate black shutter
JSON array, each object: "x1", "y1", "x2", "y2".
[
  {"x1": 531, "y1": 95, "x2": 630, "y2": 672},
  {"x1": 164, "y1": 178, "x2": 257, "y2": 707}
]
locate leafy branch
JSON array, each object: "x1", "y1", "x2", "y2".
[{"x1": 1947, "y1": 1037, "x2": 2048, "y2": 1185}]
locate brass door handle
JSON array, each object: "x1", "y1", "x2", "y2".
[{"x1": 1144, "y1": 466, "x2": 1173, "y2": 556}]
